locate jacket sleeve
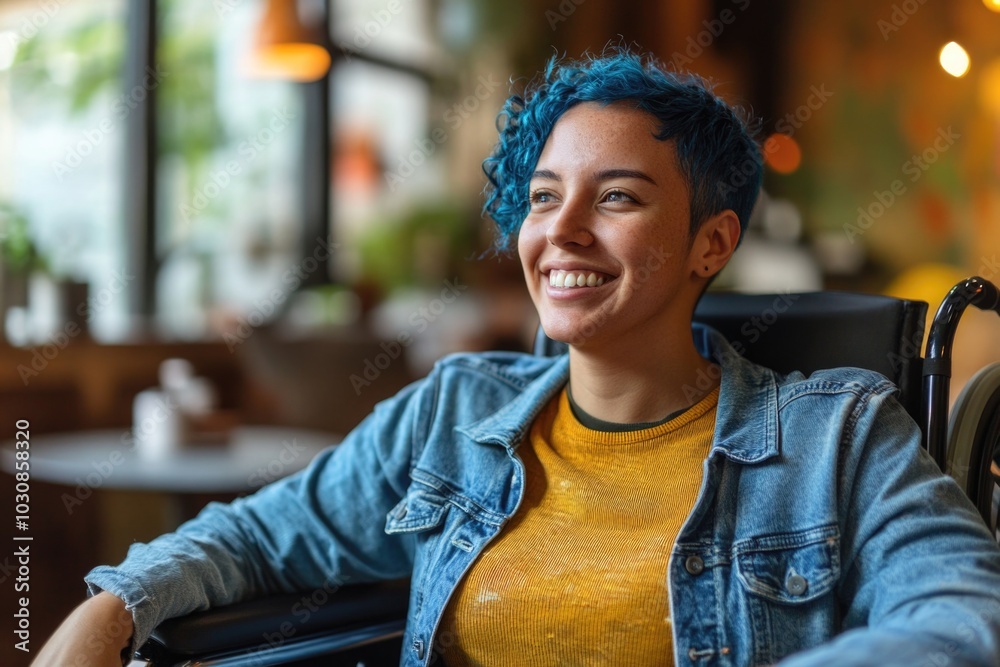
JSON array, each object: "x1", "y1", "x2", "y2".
[
  {"x1": 779, "y1": 388, "x2": 1000, "y2": 666},
  {"x1": 84, "y1": 373, "x2": 437, "y2": 654}
]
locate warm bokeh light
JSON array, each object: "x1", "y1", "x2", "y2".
[
  {"x1": 248, "y1": 44, "x2": 331, "y2": 82},
  {"x1": 981, "y1": 60, "x2": 1000, "y2": 114},
  {"x1": 763, "y1": 133, "x2": 802, "y2": 174},
  {"x1": 940, "y1": 42, "x2": 971, "y2": 78},
  {"x1": 983, "y1": 0, "x2": 1000, "y2": 13}
]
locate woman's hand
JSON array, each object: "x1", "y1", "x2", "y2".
[{"x1": 32, "y1": 591, "x2": 134, "y2": 667}]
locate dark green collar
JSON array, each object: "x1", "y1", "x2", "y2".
[{"x1": 566, "y1": 385, "x2": 689, "y2": 433}]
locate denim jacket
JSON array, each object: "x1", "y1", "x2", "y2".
[{"x1": 87, "y1": 325, "x2": 1000, "y2": 666}]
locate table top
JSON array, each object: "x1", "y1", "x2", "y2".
[{"x1": 1, "y1": 426, "x2": 339, "y2": 494}]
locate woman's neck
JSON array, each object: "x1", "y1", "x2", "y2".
[{"x1": 567, "y1": 328, "x2": 718, "y2": 425}]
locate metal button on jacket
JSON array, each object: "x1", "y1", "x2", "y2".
[
  {"x1": 786, "y1": 573, "x2": 808, "y2": 596},
  {"x1": 685, "y1": 555, "x2": 705, "y2": 576}
]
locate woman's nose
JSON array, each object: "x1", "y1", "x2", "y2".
[{"x1": 545, "y1": 197, "x2": 594, "y2": 247}]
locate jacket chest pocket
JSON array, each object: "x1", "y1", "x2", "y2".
[
  {"x1": 385, "y1": 486, "x2": 449, "y2": 535},
  {"x1": 734, "y1": 525, "x2": 841, "y2": 664}
]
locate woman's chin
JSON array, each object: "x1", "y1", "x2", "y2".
[{"x1": 538, "y1": 317, "x2": 607, "y2": 349}]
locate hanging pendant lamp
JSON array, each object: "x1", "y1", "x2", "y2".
[{"x1": 250, "y1": 0, "x2": 331, "y2": 82}]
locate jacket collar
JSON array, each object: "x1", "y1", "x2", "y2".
[
  {"x1": 692, "y1": 323, "x2": 780, "y2": 464},
  {"x1": 456, "y1": 354, "x2": 569, "y2": 451},
  {"x1": 459, "y1": 324, "x2": 779, "y2": 465}
]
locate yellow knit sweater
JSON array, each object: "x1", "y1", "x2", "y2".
[{"x1": 437, "y1": 385, "x2": 719, "y2": 666}]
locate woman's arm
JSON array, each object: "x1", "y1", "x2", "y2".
[
  {"x1": 781, "y1": 392, "x2": 1000, "y2": 666},
  {"x1": 78, "y1": 374, "x2": 435, "y2": 658},
  {"x1": 31, "y1": 592, "x2": 133, "y2": 667}
]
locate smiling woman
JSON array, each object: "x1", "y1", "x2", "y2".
[{"x1": 33, "y1": 48, "x2": 1000, "y2": 667}]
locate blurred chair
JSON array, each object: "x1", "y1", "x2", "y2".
[{"x1": 239, "y1": 326, "x2": 415, "y2": 435}]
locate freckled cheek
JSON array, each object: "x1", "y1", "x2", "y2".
[{"x1": 517, "y1": 224, "x2": 545, "y2": 267}]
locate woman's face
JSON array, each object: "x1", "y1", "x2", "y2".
[{"x1": 518, "y1": 102, "x2": 701, "y2": 349}]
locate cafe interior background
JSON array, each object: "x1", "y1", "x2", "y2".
[{"x1": 1, "y1": 0, "x2": 999, "y2": 659}]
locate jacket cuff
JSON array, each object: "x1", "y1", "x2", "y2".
[{"x1": 84, "y1": 566, "x2": 160, "y2": 663}]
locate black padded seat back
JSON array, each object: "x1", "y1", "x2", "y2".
[
  {"x1": 693, "y1": 292, "x2": 926, "y2": 423},
  {"x1": 532, "y1": 291, "x2": 927, "y2": 425}
]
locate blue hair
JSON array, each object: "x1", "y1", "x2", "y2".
[{"x1": 482, "y1": 49, "x2": 763, "y2": 250}]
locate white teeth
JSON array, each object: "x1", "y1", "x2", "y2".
[{"x1": 548, "y1": 270, "x2": 607, "y2": 289}]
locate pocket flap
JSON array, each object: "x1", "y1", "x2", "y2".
[
  {"x1": 385, "y1": 486, "x2": 448, "y2": 534},
  {"x1": 735, "y1": 525, "x2": 840, "y2": 605}
]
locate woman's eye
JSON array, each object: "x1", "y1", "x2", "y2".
[
  {"x1": 529, "y1": 190, "x2": 554, "y2": 205},
  {"x1": 604, "y1": 190, "x2": 636, "y2": 204}
]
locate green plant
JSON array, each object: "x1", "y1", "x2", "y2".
[
  {"x1": 358, "y1": 202, "x2": 476, "y2": 293},
  {"x1": 0, "y1": 204, "x2": 46, "y2": 275}
]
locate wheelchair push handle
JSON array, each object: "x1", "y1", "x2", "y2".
[
  {"x1": 926, "y1": 277, "x2": 1000, "y2": 363},
  {"x1": 923, "y1": 276, "x2": 1000, "y2": 469},
  {"x1": 959, "y1": 275, "x2": 1000, "y2": 314}
]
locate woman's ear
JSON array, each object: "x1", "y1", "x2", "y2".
[{"x1": 690, "y1": 210, "x2": 741, "y2": 280}]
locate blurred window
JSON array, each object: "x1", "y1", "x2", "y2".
[
  {"x1": 0, "y1": 0, "x2": 129, "y2": 340},
  {"x1": 1, "y1": 0, "x2": 451, "y2": 342},
  {"x1": 328, "y1": 0, "x2": 445, "y2": 287},
  {"x1": 155, "y1": 0, "x2": 303, "y2": 338}
]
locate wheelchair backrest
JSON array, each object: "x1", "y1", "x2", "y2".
[{"x1": 533, "y1": 291, "x2": 928, "y2": 427}]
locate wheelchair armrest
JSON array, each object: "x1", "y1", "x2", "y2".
[{"x1": 136, "y1": 580, "x2": 409, "y2": 662}]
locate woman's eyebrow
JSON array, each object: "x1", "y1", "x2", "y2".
[
  {"x1": 530, "y1": 169, "x2": 559, "y2": 181},
  {"x1": 530, "y1": 168, "x2": 658, "y2": 185},
  {"x1": 594, "y1": 168, "x2": 658, "y2": 186}
]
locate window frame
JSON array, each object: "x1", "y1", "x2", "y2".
[{"x1": 124, "y1": 0, "x2": 437, "y2": 320}]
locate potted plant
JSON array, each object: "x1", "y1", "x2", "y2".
[{"x1": 0, "y1": 203, "x2": 45, "y2": 313}]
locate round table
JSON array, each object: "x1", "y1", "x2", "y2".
[{"x1": 1, "y1": 426, "x2": 339, "y2": 495}]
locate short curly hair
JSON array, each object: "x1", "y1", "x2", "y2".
[{"x1": 482, "y1": 48, "x2": 763, "y2": 250}]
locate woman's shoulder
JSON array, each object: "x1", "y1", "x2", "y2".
[{"x1": 772, "y1": 365, "x2": 900, "y2": 399}]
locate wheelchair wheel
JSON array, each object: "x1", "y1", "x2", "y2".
[{"x1": 946, "y1": 362, "x2": 1000, "y2": 539}]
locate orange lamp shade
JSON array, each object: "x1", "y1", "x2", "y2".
[{"x1": 250, "y1": 0, "x2": 331, "y2": 82}]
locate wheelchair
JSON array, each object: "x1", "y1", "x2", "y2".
[{"x1": 134, "y1": 277, "x2": 1000, "y2": 667}]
